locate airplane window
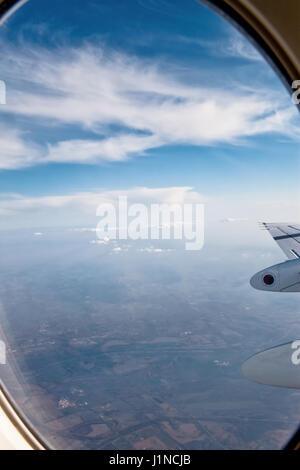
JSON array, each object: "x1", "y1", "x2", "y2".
[{"x1": 1, "y1": 0, "x2": 300, "y2": 450}]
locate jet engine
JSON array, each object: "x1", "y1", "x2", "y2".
[{"x1": 250, "y1": 258, "x2": 300, "y2": 292}]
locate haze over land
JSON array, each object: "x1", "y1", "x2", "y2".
[{"x1": 1, "y1": 230, "x2": 300, "y2": 449}]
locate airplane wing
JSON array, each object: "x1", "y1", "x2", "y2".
[
  {"x1": 262, "y1": 222, "x2": 300, "y2": 260},
  {"x1": 242, "y1": 341, "x2": 300, "y2": 389}
]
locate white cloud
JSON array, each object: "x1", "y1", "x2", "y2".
[
  {"x1": 0, "y1": 186, "x2": 204, "y2": 218},
  {"x1": 0, "y1": 42, "x2": 299, "y2": 169},
  {"x1": 90, "y1": 237, "x2": 109, "y2": 245},
  {"x1": 1, "y1": 185, "x2": 299, "y2": 248},
  {"x1": 0, "y1": 126, "x2": 42, "y2": 170},
  {"x1": 45, "y1": 134, "x2": 161, "y2": 164},
  {"x1": 138, "y1": 247, "x2": 173, "y2": 253},
  {"x1": 222, "y1": 33, "x2": 263, "y2": 62},
  {"x1": 221, "y1": 218, "x2": 248, "y2": 223}
]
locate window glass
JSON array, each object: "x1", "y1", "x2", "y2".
[{"x1": 0, "y1": 0, "x2": 300, "y2": 450}]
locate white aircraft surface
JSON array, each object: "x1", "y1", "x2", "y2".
[
  {"x1": 250, "y1": 223, "x2": 300, "y2": 292},
  {"x1": 242, "y1": 341, "x2": 300, "y2": 389},
  {"x1": 243, "y1": 223, "x2": 300, "y2": 390}
]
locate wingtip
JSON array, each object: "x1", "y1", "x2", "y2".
[{"x1": 258, "y1": 221, "x2": 270, "y2": 230}]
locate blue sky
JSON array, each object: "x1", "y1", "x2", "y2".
[{"x1": 0, "y1": 0, "x2": 299, "y2": 233}]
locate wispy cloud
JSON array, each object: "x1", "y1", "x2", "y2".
[
  {"x1": 0, "y1": 41, "x2": 298, "y2": 169},
  {"x1": 45, "y1": 134, "x2": 161, "y2": 164},
  {"x1": 138, "y1": 246, "x2": 173, "y2": 253},
  {"x1": 221, "y1": 32, "x2": 264, "y2": 62},
  {"x1": 177, "y1": 30, "x2": 263, "y2": 62},
  {"x1": 0, "y1": 186, "x2": 203, "y2": 216}
]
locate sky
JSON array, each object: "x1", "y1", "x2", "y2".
[
  {"x1": 0, "y1": 0, "x2": 299, "y2": 240},
  {"x1": 1, "y1": 2, "x2": 300, "y2": 451}
]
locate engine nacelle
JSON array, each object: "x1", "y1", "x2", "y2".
[{"x1": 250, "y1": 258, "x2": 300, "y2": 292}]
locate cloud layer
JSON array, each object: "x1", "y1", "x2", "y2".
[
  {"x1": 0, "y1": 186, "x2": 203, "y2": 216},
  {"x1": 0, "y1": 41, "x2": 299, "y2": 169}
]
